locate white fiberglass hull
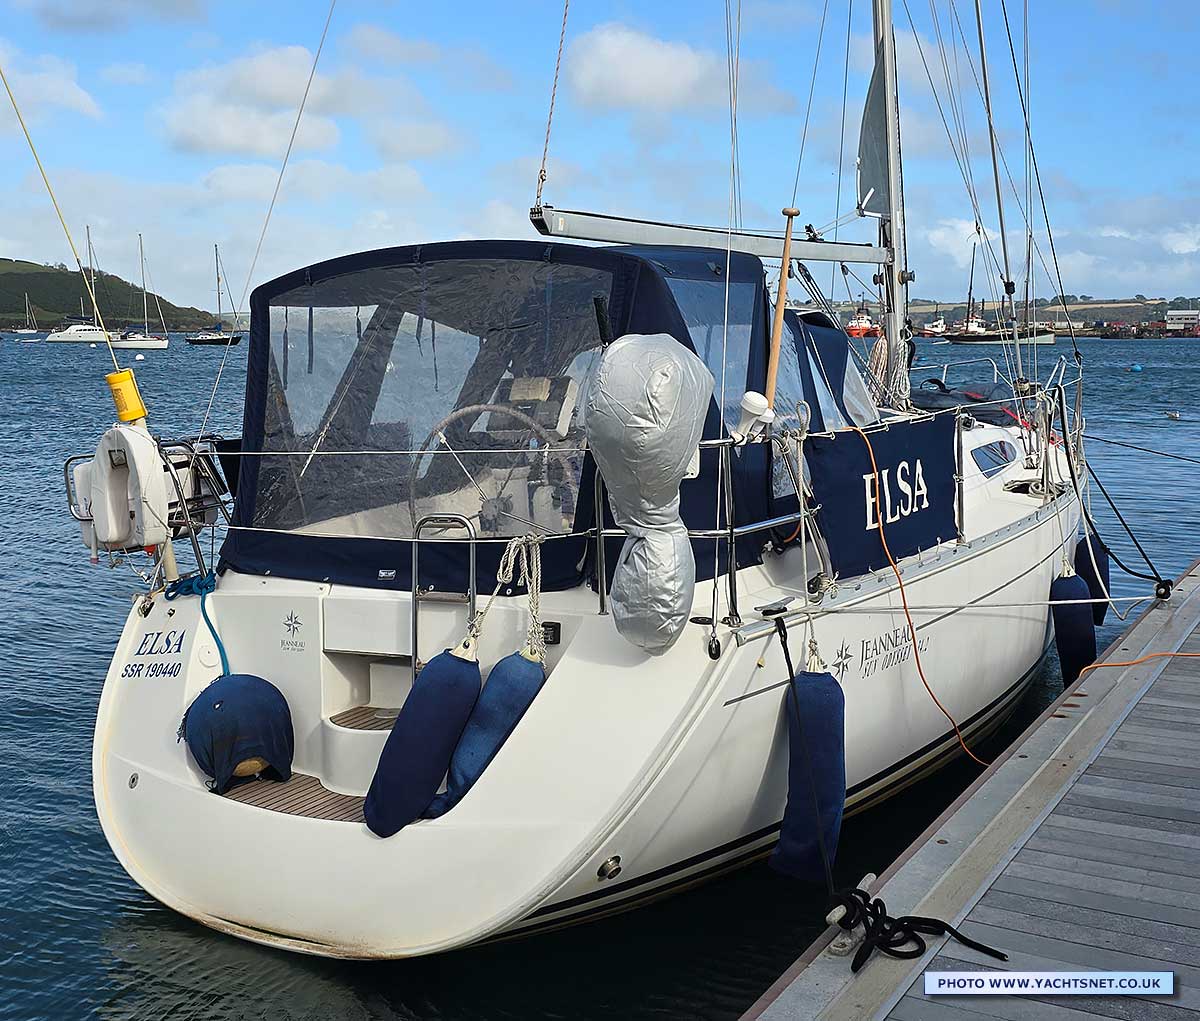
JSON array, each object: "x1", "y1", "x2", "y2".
[
  {"x1": 112, "y1": 335, "x2": 169, "y2": 350},
  {"x1": 92, "y1": 427, "x2": 1081, "y2": 958}
]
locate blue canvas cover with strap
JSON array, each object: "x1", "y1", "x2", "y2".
[{"x1": 806, "y1": 416, "x2": 959, "y2": 578}]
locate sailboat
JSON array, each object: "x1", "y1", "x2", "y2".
[
  {"x1": 11, "y1": 293, "x2": 40, "y2": 337},
  {"x1": 114, "y1": 234, "x2": 169, "y2": 351},
  {"x1": 66, "y1": 0, "x2": 1093, "y2": 958},
  {"x1": 187, "y1": 245, "x2": 243, "y2": 345},
  {"x1": 48, "y1": 225, "x2": 110, "y2": 344}
]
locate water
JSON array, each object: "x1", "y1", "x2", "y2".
[{"x1": 2, "y1": 335, "x2": 1196, "y2": 1020}]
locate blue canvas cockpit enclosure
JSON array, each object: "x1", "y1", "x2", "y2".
[{"x1": 219, "y1": 240, "x2": 883, "y2": 595}]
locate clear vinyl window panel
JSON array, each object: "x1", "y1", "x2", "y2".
[
  {"x1": 666, "y1": 277, "x2": 757, "y2": 431},
  {"x1": 253, "y1": 259, "x2": 611, "y2": 539},
  {"x1": 971, "y1": 439, "x2": 1017, "y2": 478}
]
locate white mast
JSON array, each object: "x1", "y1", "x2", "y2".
[
  {"x1": 139, "y1": 233, "x2": 149, "y2": 335},
  {"x1": 872, "y1": 0, "x2": 912, "y2": 403}
]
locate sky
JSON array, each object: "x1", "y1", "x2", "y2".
[{"x1": 0, "y1": 0, "x2": 1197, "y2": 313}]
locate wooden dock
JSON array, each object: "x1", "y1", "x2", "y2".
[{"x1": 746, "y1": 560, "x2": 1200, "y2": 1021}]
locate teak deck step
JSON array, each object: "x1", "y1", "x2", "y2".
[
  {"x1": 224, "y1": 770, "x2": 365, "y2": 822},
  {"x1": 329, "y1": 705, "x2": 399, "y2": 731}
]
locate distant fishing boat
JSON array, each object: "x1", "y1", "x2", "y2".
[
  {"x1": 918, "y1": 307, "x2": 946, "y2": 337},
  {"x1": 113, "y1": 234, "x2": 168, "y2": 351},
  {"x1": 845, "y1": 298, "x2": 881, "y2": 338},
  {"x1": 947, "y1": 327, "x2": 1055, "y2": 346},
  {"x1": 187, "y1": 244, "x2": 243, "y2": 345}
]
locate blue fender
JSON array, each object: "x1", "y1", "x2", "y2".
[
  {"x1": 770, "y1": 670, "x2": 846, "y2": 882},
  {"x1": 425, "y1": 650, "x2": 547, "y2": 818},
  {"x1": 1051, "y1": 573, "x2": 1097, "y2": 685},
  {"x1": 1073, "y1": 531, "x2": 1111, "y2": 626},
  {"x1": 364, "y1": 650, "x2": 480, "y2": 837}
]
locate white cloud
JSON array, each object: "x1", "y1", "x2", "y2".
[
  {"x1": 368, "y1": 117, "x2": 461, "y2": 161},
  {"x1": 159, "y1": 46, "x2": 417, "y2": 156},
  {"x1": 16, "y1": 0, "x2": 202, "y2": 31},
  {"x1": 0, "y1": 39, "x2": 101, "y2": 130},
  {"x1": 924, "y1": 217, "x2": 995, "y2": 270},
  {"x1": 164, "y1": 93, "x2": 340, "y2": 157},
  {"x1": 568, "y1": 23, "x2": 792, "y2": 115},
  {"x1": 1159, "y1": 224, "x2": 1200, "y2": 255},
  {"x1": 100, "y1": 61, "x2": 153, "y2": 86},
  {"x1": 343, "y1": 24, "x2": 441, "y2": 65}
]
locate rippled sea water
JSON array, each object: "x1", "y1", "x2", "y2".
[{"x1": 2, "y1": 334, "x2": 1196, "y2": 1021}]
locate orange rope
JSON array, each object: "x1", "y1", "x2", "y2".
[
  {"x1": 1076, "y1": 650, "x2": 1200, "y2": 681},
  {"x1": 851, "y1": 426, "x2": 990, "y2": 767}
]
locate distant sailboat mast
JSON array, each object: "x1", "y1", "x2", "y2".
[
  {"x1": 139, "y1": 233, "x2": 149, "y2": 336},
  {"x1": 85, "y1": 224, "x2": 96, "y2": 326},
  {"x1": 214, "y1": 243, "x2": 222, "y2": 332}
]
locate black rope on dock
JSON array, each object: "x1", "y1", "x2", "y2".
[
  {"x1": 828, "y1": 889, "x2": 1009, "y2": 974},
  {"x1": 1084, "y1": 433, "x2": 1200, "y2": 467}
]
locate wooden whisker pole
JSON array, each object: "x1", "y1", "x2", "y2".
[{"x1": 765, "y1": 207, "x2": 800, "y2": 408}]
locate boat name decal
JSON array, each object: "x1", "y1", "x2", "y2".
[
  {"x1": 859, "y1": 626, "x2": 930, "y2": 679},
  {"x1": 122, "y1": 629, "x2": 186, "y2": 678},
  {"x1": 863, "y1": 459, "x2": 930, "y2": 530}
]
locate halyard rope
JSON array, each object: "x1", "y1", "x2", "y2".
[{"x1": 535, "y1": 0, "x2": 570, "y2": 207}]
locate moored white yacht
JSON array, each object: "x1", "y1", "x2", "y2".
[
  {"x1": 113, "y1": 234, "x2": 169, "y2": 350},
  {"x1": 65, "y1": 0, "x2": 1097, "y2": 960},
  {"x1": 47, "y1": 321, "x2": 109, "y2": 343}
]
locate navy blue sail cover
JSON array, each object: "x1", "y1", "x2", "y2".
[
  {"x1": 806, "y1": 415, "x2": 959, "y2": 577},
  {"x1": 219, "y1": 240, "x2": 779, "y2": 595}
]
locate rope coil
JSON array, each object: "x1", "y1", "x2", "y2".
[{"x1": 467, "y1": 535, "x2": 546, "y2": 662}]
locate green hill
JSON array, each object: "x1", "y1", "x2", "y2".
[{"x1": 0, "y1": 257, "x2": 215, "y2": 330}]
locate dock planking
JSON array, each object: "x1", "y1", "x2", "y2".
[{"x1": 745, "y1": 560, "x2": 1200, "y2": 1020}]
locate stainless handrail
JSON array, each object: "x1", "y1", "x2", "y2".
[
  {"x1": 411, "y1": 513, "x2": 477, "y2": 673},
  {"x1": 909, "y1": 356, "x2": 1001, "y2": 384}
]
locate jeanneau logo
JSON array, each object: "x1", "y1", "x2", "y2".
[{"x1": 281, "y1": 612, "x2": 306, "y2": 652}]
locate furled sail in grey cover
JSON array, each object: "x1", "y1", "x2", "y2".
[
  {"x1": 585, "y1": 334, "x2": 713, "y2": 654},
  {"x1": 857, "y1": 42, "x2": 890, "y2": 219}
]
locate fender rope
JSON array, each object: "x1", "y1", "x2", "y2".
[{"x1": 165, "y1": 572, "x2": 229, "y2": 677}]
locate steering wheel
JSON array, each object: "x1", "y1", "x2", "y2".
[{"x1": 406, "y1": 403, "x2": 581, "y2": 534}]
